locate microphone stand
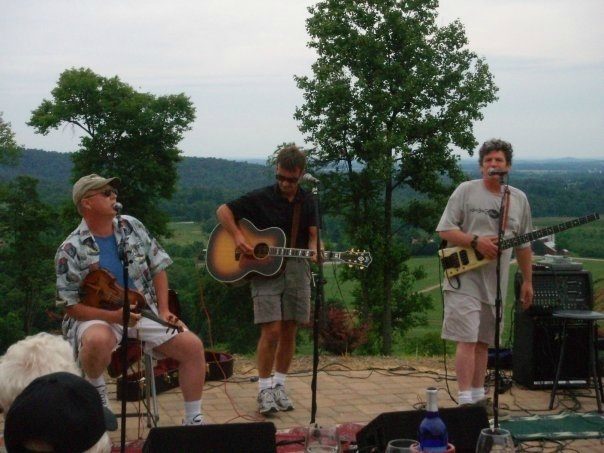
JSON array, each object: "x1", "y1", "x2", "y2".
[
  {"x1": 492, "y1": 176, "x2": 510, "y2": 429},
  {"x1": 116, "y1": 209, "x2": 131, "y2": 453},
  {"x1": 309, "y1": 182, "x2": 324, "y2": 424}
]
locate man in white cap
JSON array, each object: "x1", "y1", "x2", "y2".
[{"x1": 56, "y1": 174, "x2": 206, "y2": 426}]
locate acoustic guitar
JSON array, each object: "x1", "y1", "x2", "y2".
[
  {"x1": 81, "y1": 269, "x2": 183, "y2": 332},
  {"x1": 205, "y1": 218, "x2": 372, "y2": 283},
  {"x1": 439, "y1": 212, "x2": 600, "y2": 278}
]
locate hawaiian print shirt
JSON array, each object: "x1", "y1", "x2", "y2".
[{"x1": 55, "y1": 215, "x2": 172, "y2": 315}]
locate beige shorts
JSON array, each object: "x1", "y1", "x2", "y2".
[
  {"x1": 72, "y1": 315, "x2": 179, "y2": 359},
  {"x1": 441, "y1": 291, "x2": 501, "y2": 346},
  {"x1": 250, "y1": 258, "x2": 311, "y2": 324}
]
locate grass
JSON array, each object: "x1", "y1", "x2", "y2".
[{"x1": 166, "y1": 221, "x2": 208, "y2": 246}]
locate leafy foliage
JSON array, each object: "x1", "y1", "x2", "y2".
[
  {"x1": 0, "y1": 177, "x2": 58, "y2": 352},
  {"x1": 0, "y1": 112, "x2": 21, "y2": 166},
  {"x1": 295, "y1": 0, "x2": 498, "y2": 353},
  {"x1": 28, "y1": 67, "x2": 196, "y2": 237}
]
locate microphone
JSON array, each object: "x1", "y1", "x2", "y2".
[
  {"x1": 488, "y1": 168, "x2": 508, "y2": 176},
  {"x1": 301, "y1": 173, "x2": 320, "y2": 184},
  {"x1": 113, "y1": 202, "x2": 123, "y2": 213}
]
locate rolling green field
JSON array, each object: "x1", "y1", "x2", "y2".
[
  {"x1": 167, "y1": 221, "x2": 208, "y2": 246},
  {"x1": 165, "y1": 219, "x2": 604, "y2": 356}
]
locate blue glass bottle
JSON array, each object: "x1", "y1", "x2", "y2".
[{"x1": 418, "y1": 387, "x2": 448, "y2": 452}]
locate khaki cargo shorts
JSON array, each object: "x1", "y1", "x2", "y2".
[
  {"x1": 250, "y1": 258, "x2": 311, "y2": 324},
  {"x1": 441, "y1": 291, "x2": 501, "y2": 346}
]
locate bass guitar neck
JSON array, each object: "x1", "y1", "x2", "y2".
[{"x1": 439, "y1": 213, "x2": 599, "y2": 278}]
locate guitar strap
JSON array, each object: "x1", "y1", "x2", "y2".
[{"x1": 290, "y1": 202, "x2": 302, "y2": 248}]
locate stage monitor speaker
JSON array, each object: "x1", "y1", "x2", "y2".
[
  {"x1": 356, "y1": 405, "x2": 489, "y2": 453},
  {"x1": 143, "y1": 422, "x2": 276, "y2": 453},
  {"x1": 513, "y1": 269, "x2": 592, "y2": 389}
]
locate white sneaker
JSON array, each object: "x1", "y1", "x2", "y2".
[
  {"x1": 95, "y1": 384, "x2": 110, "y2": 408},
  {"x1": 95, "y1": 384, "x2": 118, "y2": 431},
  {"x1": 183, "y1": 414, "x2": 205, "y2": 425},
  {"x1": 257, "y1": 388, "x2": 279, "y2": 415},
  {"x1": 272, "y1": 384, "x2": 294, "y2": 411}
]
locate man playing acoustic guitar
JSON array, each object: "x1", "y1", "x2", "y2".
[
  {"x1": 216, "y1": 145, "x2": 318, "y2": 415},
  {"x1": 437, "y1": 139, "x2": 534, "y2": 409},
  {"x1": 55, "y1": 174, "x2": 206, "y2": 425}
]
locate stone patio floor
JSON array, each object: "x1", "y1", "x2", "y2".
[{"x1": 103, "y1": 358, "x2": 604, "y2": 451}]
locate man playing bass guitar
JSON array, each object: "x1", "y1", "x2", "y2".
[
  {"x1": 56, "y1": 174, "x2": 206, "y2": 426},
  {"x1": 216, "y1": 145, "x2": 318, "y2": 415},
  {"x1": 437, "y1": 139, "x2": 534, "y2": 408}
]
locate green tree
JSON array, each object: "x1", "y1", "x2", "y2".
[
  {"x1": 28, "y1": 67, "x2": 196, "y2": 236},
  {"x1": 0, "y1": 112, "x2": 21, "y2": 165},
  {"x1": 295, "y1": 0, "x2": 498, "y2": 353},
  {"x1": 0, "y1": 176, "x2": 57, "y2": 347}
]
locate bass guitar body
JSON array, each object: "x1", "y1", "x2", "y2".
[
  {"x1": 438, "y1": 246, "x2": 487, "y2": 279},
  {"x1": 206, "y1": 218, "x2": 286, "y2": 283}
]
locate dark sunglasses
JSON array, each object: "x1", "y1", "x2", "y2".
[
  {"x1": 275, "y1": 174, "x2": 299, "y2": 184},
  {"x1": 85, "y1": 188, "x2": 118, "y2": 199}
]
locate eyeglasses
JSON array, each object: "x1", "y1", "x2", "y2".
[
  {"x1": 275, "y1": 174, "x2": 299, "y2": 184},
  {"x1": 84, "y1": 188, "x2": 118, "y2": 199}
]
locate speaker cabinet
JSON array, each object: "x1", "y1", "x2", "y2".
[
  {"x1": 513, "y1": 310, "x2": 590, "y2": 388},
  {"x1": 513, "y1": 269, "x2": 592, "y2": 389},
  {"x1": 143, "y1": 422, "x2": 276, "y2": 453},
  {"x1": 356, "y1": 406, "x2": 489, "y2": 453}
]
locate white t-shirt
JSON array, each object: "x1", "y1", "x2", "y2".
[{"x1": 436, "y1": 179, "x2": 533, "y2": 305}]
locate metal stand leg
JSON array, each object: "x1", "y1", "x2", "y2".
[
  {"x1": 597, "y1": 323, "x2": 604, "y2": 404},
  {"x1": 588, "y1": 321, "x2": 603, "y2": 413},
  {"x1": 549, "y1": 320, "x2": 568, "y2": 410},
  {"x1": 144, "y1": 353, "x2": 159, "y2": 427}
]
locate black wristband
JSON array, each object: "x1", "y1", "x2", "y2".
[{"x1": 470, "y1": 234, "x2": 479, "y2": 250}]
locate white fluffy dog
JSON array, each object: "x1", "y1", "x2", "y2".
[{"x1": 0, "y1": 332, "x2": 80, "y2": 411}]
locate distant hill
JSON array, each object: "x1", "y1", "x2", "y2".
[
  {"x1": 1, "y1": 149, "x2": 602, "y2": 220},
  {"x1": 0, "y1": 149, "x2": 273, "y2": 205},
  {"x1": 459, "y1": 157, "x2": 604, "y2": 174}
]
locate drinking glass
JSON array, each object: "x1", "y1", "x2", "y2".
[
  {"x1": 475, "y1": 427, "x2": 515, "y2": 452},
  {"x1": 304, "y1": 423, "x2": 340, "y2": 453},
  {"x1": 385, "y1": 438, "x2": 419, "y2": 452}
]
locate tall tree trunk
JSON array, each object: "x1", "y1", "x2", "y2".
[{"x1": 382, "y1": 177, "x2": 394, "y2": 354}]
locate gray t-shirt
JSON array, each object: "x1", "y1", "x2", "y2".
[{"x1": 436, "y1": 179, "x2": 533, "y2": 305}]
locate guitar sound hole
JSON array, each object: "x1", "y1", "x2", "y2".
[{"x1": 254, "y1": 243, "x2": 269, "y2": 259}]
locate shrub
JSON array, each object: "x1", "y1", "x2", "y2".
[{"x1": 319, "y1": 306, "x2": 370, "y2": 355}]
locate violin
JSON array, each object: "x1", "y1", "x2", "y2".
[{"x1": 81, "y1": 269, "x2": 183, "y2": 332}]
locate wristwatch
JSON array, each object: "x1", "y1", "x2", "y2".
[{"x1": 470, "y1": 234, "x2": 479, "y2": 250}]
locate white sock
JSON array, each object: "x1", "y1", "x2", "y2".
[
  {"x1": 87, "y1": 375, "x2": 105, "y2": 387},
  {"x1": 471, "y1": 387, "x2": 485, "y2": 403},
  {"x1": 258, "y1": 377, "x2": 272, "y2": 392},
  {"x1": 184, "y1": 400, "x2": 203, "y2": 423},
  {"x1": 458, "y1": 390, "x2": 473, "y2": 405},
  {"x1": 273, "y1": 372, "x2": 286, "y2": 388}
]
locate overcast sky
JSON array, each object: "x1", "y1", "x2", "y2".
[{"x1": 1, "y1": 0, "x2": 602, "y2": 160}]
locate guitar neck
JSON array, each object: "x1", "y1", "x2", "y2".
[
  {"x1": 268, "y1": 247, "x2": 337, "y2": 260},
  {"x1": 501, "y1": 213, "x2": 599, "y2": 250}
]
